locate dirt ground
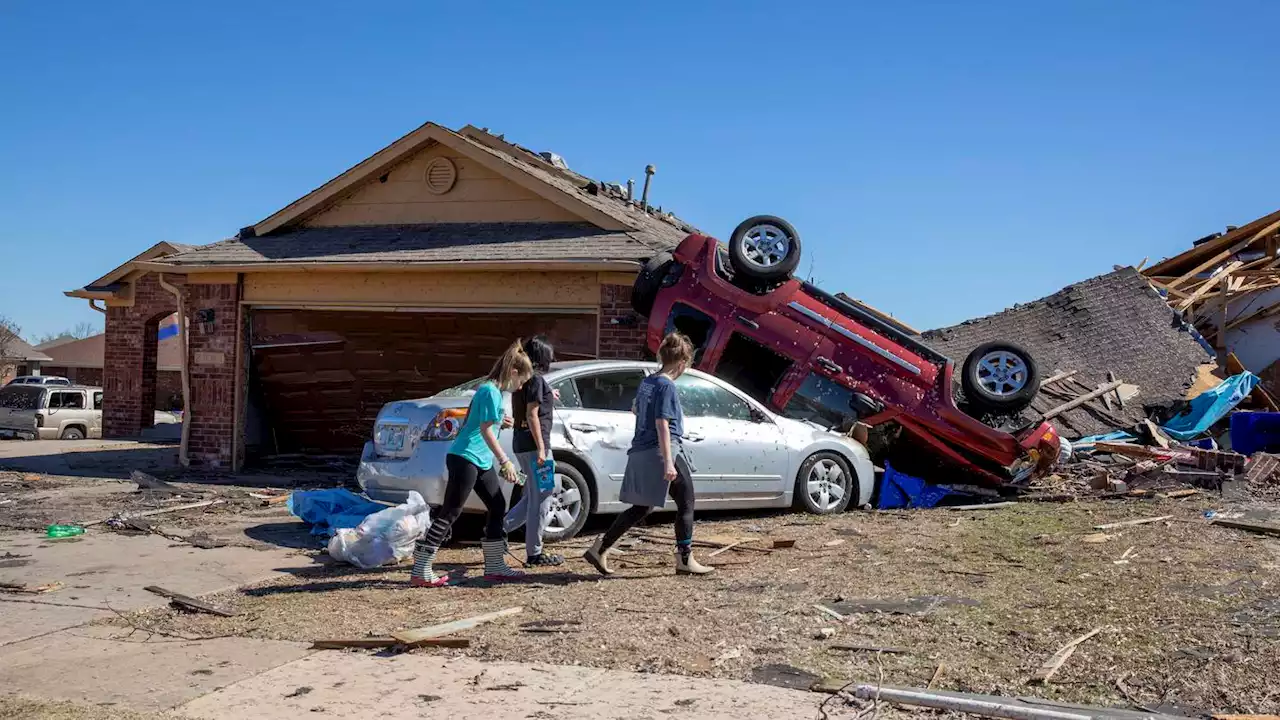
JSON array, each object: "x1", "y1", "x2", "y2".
[{"x1": 109, "y1": 494, "x2": 1280, "y2": 717}]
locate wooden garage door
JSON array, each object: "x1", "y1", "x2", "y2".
[{"x1": 250, "y1": 310, "x2": 597, "y2": 453}]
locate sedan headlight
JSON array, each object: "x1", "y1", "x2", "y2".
[{"x1": 423, "y1": 408, "x2": 468, "y2": 441}]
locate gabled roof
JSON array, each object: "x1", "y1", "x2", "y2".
[
  {"x1": 39, "y1": 332, "x2": 182, "y2": 371},
  {"x1": 82, "y1": 241, "x2": 195, "y2": 291},
  {"x1": 1, "y1": 335, "x2": 53, "y2": 363}
]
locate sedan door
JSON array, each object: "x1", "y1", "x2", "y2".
[
  {"x1": 552, "y1": 368, "x2": 646, "y2": 513},
  {"x1": 674, "y1": 373, "x2": 790, "y2": 506}
]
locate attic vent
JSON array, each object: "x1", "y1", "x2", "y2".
[{"x1": 424, "y1": 157, "x2": 457, "y2": 195}]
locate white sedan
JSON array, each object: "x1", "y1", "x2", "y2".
[{"x1": 357, "y1": 360, "x2": 874, "y2": 541}]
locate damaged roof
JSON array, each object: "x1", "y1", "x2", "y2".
[
  {"x1": 148, "y1": 223, "x2": 669, "y2": 267},
  {"x1": 923, "y1": 268, "x2": 1213, "y2": 439}
]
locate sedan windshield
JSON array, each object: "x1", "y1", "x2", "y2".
[{"x1": 434, "y1": 376, "x2": 487, "y2": 397}]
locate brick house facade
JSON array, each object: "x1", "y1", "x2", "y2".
[{"x1": 70, "y1": 122, "x2": 684, "y2": 468}]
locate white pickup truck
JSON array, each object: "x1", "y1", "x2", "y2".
[{"x1": 0, "y1": 384, "x2": 103, "y2": 440}]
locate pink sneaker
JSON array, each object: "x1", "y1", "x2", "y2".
[{"x1": 410, "y1": 574, "x2": 450, "y2": 588}]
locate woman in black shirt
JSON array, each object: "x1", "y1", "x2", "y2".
[{"x1": 501, "y1": 336, "x2": 564, "y2": 566}]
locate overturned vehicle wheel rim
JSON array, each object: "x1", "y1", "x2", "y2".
[
  {"x1": 542, "y1": 472, "x2": 583, "y2": 534},
  {"x1": 976, "y1": 350, "x2": 1029, "y2": 397},
  {"x1": 741, "y1": 224, "x2": 792, "y2": 270},
  {"x1": 806, "y1": 458, "x2": 847, "y2": 511}
]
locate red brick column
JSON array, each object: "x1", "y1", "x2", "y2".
[
  {"x1": 186, "y1": 282, "x2": 240, "y2": 468},
  {"x1": 598, "y1": 284, "x2": 649, "y2": 360},
  {"x1": 103, "y1": 274, "x2": 179, "y2": 438}
]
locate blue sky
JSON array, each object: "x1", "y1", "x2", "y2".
[{"x1": 2, "y1": 1, "x2": 1277, "y2": 340}]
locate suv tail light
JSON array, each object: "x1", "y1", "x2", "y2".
[
  {"x1": 423, "y1": 408, "x2": 468, "y2": 441},
  {"x1": 34, "y1": 413, "x2": 43, "y2": 428}
]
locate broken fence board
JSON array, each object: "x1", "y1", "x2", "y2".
[
  {"x1": 391, "y1": 607, "x2": 522, "y2": 646},
  {"x1": 143, "y1": 586, "x2": 237, "y2": 617},
  {"x1": 828, "y1": 643, "x2": 909, "y2": 655},
  {"x1": 84, "y1": 500, "x2": 223, "y2": 527},
  {"x1": 948, "y1": 502, "x2": 1016, "y2": 511},
  {"x1": 1032, "y1": 626, "x2": 1105, "y2": 684},
  {"x1": 1211, "y1": 519, "x2": 1280, "y2": 537},
  {"x1": 1092, "y1": 515, "x2": 1173, "y2": 531},
  {"x1": 311, "y1": 637, "x2": 469, "y2": 650},
  {"x1": 1042, "y1": 381, "x2": 1124, "y2": 420}
]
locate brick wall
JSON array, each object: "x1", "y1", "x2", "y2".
[
  {"x1": 186, "y1": 283, "x2": 240, "y2": 468},
  {"x1": 598, "y1": 284, "x2": 649, "y2": 360},
  {"x1": 104, "y1": 274, "x2": 181, "y2": 437}
]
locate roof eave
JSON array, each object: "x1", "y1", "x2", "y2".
[{"x1": 134, "y1": 258, "x2": 642, "y2": 274}]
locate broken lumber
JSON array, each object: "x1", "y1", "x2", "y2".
[
  {"x1": 633, "y1": 531, "x2": 772, "y2": 554},
  {"x1": 772, "y1": 538, "x2": 796, "y2": 549},
  {"x1": 1038, "y1": 370, "x2": 1078, "y2": 388},
  {"x1": 948, "y1": 501, "x2": 1016, "y2": 511},
  {"x1": 1032, "y1": 626, "x2": 1105, "y2": 684},
  {"x1": 1092, "y1": 515, "x2": 1173, "y2": 530},
  {"x1": 828, "y1": 643, "x2": 909, "y2": 654},
  {"x1": 706, "y1": 541, "x2": 744, "y2": 558},
  {"x1": 814, "y1": 604, "x2": 846, "y2": 621},
  {"x1": 391, "y1": 607, "x2": 522, "y2": 646},
  {"x1": 1211, "y1": 519, "x2": 1280, "y2": 537},
  {"x1": 853, "y1": 685, "x2": 1092, "y2": 720},
  {"x1": 311, "y1": 637, "x2": 469, "y2": 650},
  {"x1": 143, "y1": 586, "x2": 237, "y2": 617},
  {"x1": 84, "y1": 499, "x2": 223, "y2": 527},
  {"x1": 1041, "y1": 381, "x2": 1123, "y2": 420}
]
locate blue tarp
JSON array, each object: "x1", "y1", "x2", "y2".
[
  {"x1": 878, "y1": 463, "x2": 951, "y2": 510},
  {"x1": 288, "y1": 488, "x2": 385, "y2": 537},
  {"x1": 1161, "y1": 372, "x2": 1259, "y2": 440},
  {"x1": 1075, "y1": 372, "x2": 1258, "y2": 446}
]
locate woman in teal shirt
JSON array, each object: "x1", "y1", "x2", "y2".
[{"x1": 412, "y1": 341, "x2": 533, "y2": 587}]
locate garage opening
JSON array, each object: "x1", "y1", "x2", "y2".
[{"x1": 245, "y1": 309, "x2": 598, "y2": 457}]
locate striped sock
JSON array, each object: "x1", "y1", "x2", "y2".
[
  {"x1": 482, "y1": 540, "x2": 524, "y2": 579},
  {"x1": 411, "y1": 541, "x2": 440, "y2": 582}
]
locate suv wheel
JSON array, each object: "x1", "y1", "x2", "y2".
[
  {"x1": 631, "y1": 253, "x2": 674, "y2": 317},
  {"x1": 728, "y1": 215, "x2": 802, "y2": 282},
  {"x1": 541, "y1": 462, "x2": 591, "y2": 542},
  {"x1": 794, "y1": 452, "x2": 854, "y2": 515},
  {"x1": 60, "y1": 426, "x2": 85, "y2": 440},
  {"x1": 961, "y1": 341, "x2": 1040, "y2": 413}
]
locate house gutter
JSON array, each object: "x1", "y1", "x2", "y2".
[
  {"x1": 129, "y1": 259, "x2": 644, "y2": 274},
  {"x1": 156, "y1": 273, "x2": 192, "y2": 468}
]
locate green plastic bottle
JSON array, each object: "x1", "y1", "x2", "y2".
[{"x1": 45, "y1": 525, "x2": 85, "y2": 538}]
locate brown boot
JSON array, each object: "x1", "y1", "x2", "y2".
[{"x1": 583, "y1": 537, "x2": 614, "y2": 576}]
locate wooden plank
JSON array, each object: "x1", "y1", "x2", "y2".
[
  {"x1": 1218, "y1": 273, "x2": 1231, "y2": 353},
  {"x1": 1159, "y1": 217, "x2": 1280, "y2": 289},
  {"x1": 311, "y1": 637, "x2": 469, "y2": 650},
  {"x1": 1038, "y1": 370, "x2": 1077, "y2": 388},
  {"x1": 1211, "y1": 519, "x2": 1280, "y2": 537},
  {"x1": 1093, "y1": 515, "x2": 1173, "y2": 531},
  {"x1": 391, "y1": 607, "x2": 523, "y2": 646},
  {"x1": 143, "y1": 586, "x2": 237, "y2": 617},
  {"x1": 1042, "y1": 381, "x2": 1123, "y2": 420},
  {"x1": 1032, "y1": 626, "x2": 1105, "y2": 684},
  {"x1": 828, "y1": 643, "x2": 910, "y2": 654},
  {"x1": 83, "y1": 500, "x2": 222, "y2": 528},
  {"x1": 948, "y1": 502, "x2": 1016, "y2": 511},
  {"x1": 1177, "y1": 261, "x2": 1242, "y2": 310}
]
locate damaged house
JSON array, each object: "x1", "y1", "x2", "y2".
[{"x1": 924, "y1": 268, "x2": 1213, "y2": 439}]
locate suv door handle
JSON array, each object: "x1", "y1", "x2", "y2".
[
  {"x1": 569, "y1": 423, "x2": 600, "y2": 433},
  {"x1": 816, "y1": 357, "x2": 842, "y2": 374},
  {"x1": 684, "y1": 431, "x2": 705, "y2": 442},
  {"x1": 735, "y1": 315, "x2": 760, "y2": 330}
]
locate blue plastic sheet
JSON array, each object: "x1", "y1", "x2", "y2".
[
  {"x1": 878, "y1": 463, "x2": 951, "y2": 510},
  {"x1": 1231, "y1": 411, "x2": 1280, "y2": 455},
  {"x1": 1161, "y1": 372, "x2": 1259, "y2": 441},
  {"x1": 288, "y1": 488, "x2": 386, "y2": 536}
]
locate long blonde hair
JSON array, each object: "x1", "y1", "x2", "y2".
[{"x1": 488, "y1": 340, "x2": 534, "y2": 392}]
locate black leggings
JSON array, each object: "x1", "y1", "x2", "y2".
[
  {"x1": 599, "y1": 453, "x2": 695, "y2": 550},
  {"x1": 420, "y1": 454, "x2": 507, "y2": 546}
]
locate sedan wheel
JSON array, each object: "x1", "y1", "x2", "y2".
[
  {"x1": 794, "y1": 452, "x2": 854, "y2": 515},
  {"x1": 540, "y1": 462, "x2": 591, "y2": 542}
]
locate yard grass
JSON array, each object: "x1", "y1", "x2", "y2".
[{"x1": 113, "y1": 496, "x2": 1280, "y2": 715}]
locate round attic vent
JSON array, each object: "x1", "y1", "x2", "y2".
[{"x1": 424, "y1": 157, "x2": 457, "y2": 195}]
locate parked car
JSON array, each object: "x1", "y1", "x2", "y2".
[
  {"x1": 4, "y1": 375, "x2": 71, "y2": 387},
  {"x1": 629, "y1": 216, "x2": 1061, "y2": 487},
  {"x1": 357, "y1": 360, "x2": 875, "y2": 541},
  {"x1": 0, "y1": 384, "x2": 103, "y2": 440}
]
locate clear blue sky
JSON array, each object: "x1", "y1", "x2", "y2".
[{"x1": 2, "y1": 1, "x2": 1277, "y2": 340}]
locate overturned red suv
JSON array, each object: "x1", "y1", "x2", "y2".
[{"x1": 631, "y1": 216, "x2": 1060, "y2": 487}]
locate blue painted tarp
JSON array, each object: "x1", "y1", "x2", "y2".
[
  {"x1": 878, "y1": 463, "x2": 951, "y2": 509},
  {"x1": 1075, "y1": 372, "x2": 1258, "y2": 446},
  {"x1": 288, "y1": 488, "x2": 385, "y2": 536}
]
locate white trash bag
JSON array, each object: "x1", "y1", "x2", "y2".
[{"x1": 327, "y1": 491, "x2": 431, "y2": 569}]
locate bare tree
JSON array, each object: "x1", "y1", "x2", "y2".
[
  {"x1": 34, "y1": 320, "x2": 101, "y2": 347},
  {"x1": 0, "y1": 316, "x2": 21, "y2": 381}
]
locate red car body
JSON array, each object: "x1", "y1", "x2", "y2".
[{"x1": 644, "y1": 232, "x2": 1060, "y2": 486}]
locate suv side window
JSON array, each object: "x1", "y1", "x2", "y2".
[
  {"x1": 49, "y1": 378, "x2": 70, "y2": 386},
  {"x1": 575, "y1": 370, "x2": 646, "y2": 412},
  {"x1": 674, "y1": 375, "x2": 753, "y2": 421},
  {"x1": 49, "y1": 391, "x2": 85, "y2": 410},
  {"x1": 93, "y1": 392, "x2": 103, "y2": 411},
  {"x1": 784, "y1": 373, "x2": 856, "y2": 430}
]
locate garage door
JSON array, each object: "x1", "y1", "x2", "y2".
[{"x1": 249, "y1": 309, "x2": 598, "y2": 454}]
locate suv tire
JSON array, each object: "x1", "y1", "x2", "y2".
[
  {"x1": 728, "y1": 215, "x2": 802, "y2": 282},
  {"x1": 961, "y1": 341, "x2": 1040, "y2": 413},
  {"x1": 60, "y1": 426, "x2": 85, "y2": 440},
  {"x1": 794, "y1": 451, "x2": 854, "y2": 515},
  {"x1": 631, "y1": 253, "x2": 674, "y2": 317}
]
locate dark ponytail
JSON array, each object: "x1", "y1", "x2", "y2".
[{"x1": 522, "y1": 335, "x2": 555, "y2": 374}]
